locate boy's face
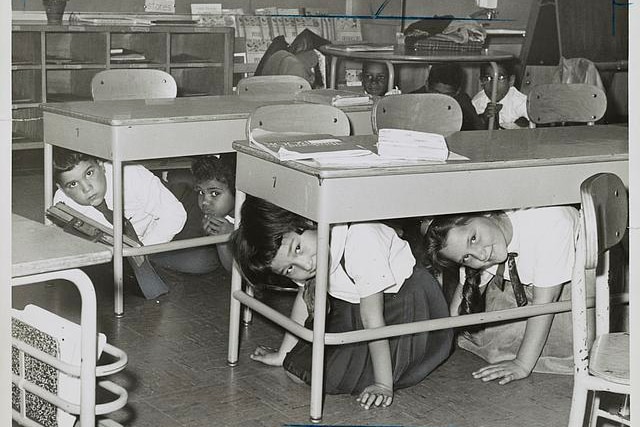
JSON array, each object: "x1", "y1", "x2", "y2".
[
  {"x1": 480, "y1": 66, "x2": 514, "y2": 102},
  {"x1": 439, "y1": 217, "x2": 508, "y2": 270},
  {"x1": 270, "y1": 229, "x2": 317, "y2": 281},
  {"x1": 195, "y1": 178, "x2": 235, "y2": 218},
  {"x1": 56, "y1": 160, "x2": 107, "y2": 207},
  {"x1": 362, "y1": 62, "x2": 389, "y2": 96}
]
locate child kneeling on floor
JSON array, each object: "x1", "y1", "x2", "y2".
[
  {"x1": 53, "y1": 147, "x2": 186, "y2": 299},
  {"x1": 230, "y1": 196, "x2": 453, "y2": 409}
]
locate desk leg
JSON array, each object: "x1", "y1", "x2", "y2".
[
  {"x1": 385, "y1": 61, "x2": 395, "y2": 93},
  {"x1": 12, "y1": 269, "x2": 98, "y2": 427},
  {"x1": 228, "y1": 190, "x2": 246, "y2": 366},
  {"x1": 329, "y1": 56, "x2": 338, "y2": 89},
  {"x1": 487, "y1": 61, "x2": 499, "y2": 130},
  {"x1": 310, "y1": 221, "x2": 330, "y2": 423},
  {"x1": 44, "y1": 143, "x2": 53, "y2": 225},
  {"x1": 112, "y1": 159, "x2": 124, "y2": 317}
]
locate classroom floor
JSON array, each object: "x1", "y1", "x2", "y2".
[{"x1": 11, "y1": 151, "x2": 625, "y2": 427}]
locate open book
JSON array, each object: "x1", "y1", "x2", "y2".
[
  {"x1": 295, "y1": 89, "x2": 373, "y2": 107},
  {"x1": 46, "y1": 202, "x2": 140, "y2": 248},
  {"x1": 249, "y1": 129, "x2": 373, "y2": 161},
  {"x1": 377, "y1": 128, "x2": 458, "y2": 162}
]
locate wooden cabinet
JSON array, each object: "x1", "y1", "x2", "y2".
[{"x1": 11, "y1": 22, "x2": 234, "y2": 150}]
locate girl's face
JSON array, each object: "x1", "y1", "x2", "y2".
[
  {"x1": 269, "y1": 229, "x2": 317, "y2": 281},
  {"x1": 195, "y1": 178, "x2": 235, "y2": 218},
  {"x1": 439, "y1": 217, "x2": 509, "y2": 270}
]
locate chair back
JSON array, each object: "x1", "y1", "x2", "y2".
[
  {"x1": 237, "y1": 75, "x2": 312, "y2": 101},
  {"x1": 527, "y1": 83, "x2": 607, "y2": 126},
  {"x1": 246, "y1": 104, "x2": 351, "y2": 138},
  {"x1": 575, "y1": 172, "x2": 627, "y2": 343},
  {"x1": 91, "y1": 69, "x2": 177, "y2": 101},
  {"x1": 372, "y1": 93, "x2": 463, "y2": 136}
]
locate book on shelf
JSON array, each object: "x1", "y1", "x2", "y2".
[
  {"x1": 295, "y1": 89, "x2": 372, "y2": 107},
  {"x1": 249, "y1": 128, "x2": 373, "y2": 161},
  {"x1": 377, "y1": 128, "x2": 468, "y2": 162},
  {"x1": 110, "y1": 48, "x2": 147, "y2": 62}
]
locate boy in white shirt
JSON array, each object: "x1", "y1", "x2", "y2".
[
  {"x1": 53, "y1": 148, "x2": 186, "y2": 299},
  {"x1": 472, "y1": 61, "x2": 529, "y2": 129}
]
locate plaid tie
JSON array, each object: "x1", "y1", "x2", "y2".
[{"x1": 459, "y1": 267, "x2": 485, "y2": 315}]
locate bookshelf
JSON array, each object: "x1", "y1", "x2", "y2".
[{"x1": 11, "y1": 21, "x2": 234, "y2": 150}]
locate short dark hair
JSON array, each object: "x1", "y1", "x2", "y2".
[
  {"x1": 428, "y1": 63, "x2": 463, "y2": 90},
  {"x1": 230, "y1": 195, "x2": 314, "y2": 285},
  {"x1": 53, "y1": 147, "x2": 98, "y2": 184},
  {"x1": 191, "y1": 153, "x2": 237, "y2": 194}
]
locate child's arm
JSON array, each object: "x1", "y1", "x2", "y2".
[
  {"x1": 250, "y1": 287, "x2": 307, "y2": 366},
  {"x1": 356, "y1": 291, "x2": 393, "y2": 410},
  {"x1": 472, "y1": 283, "x2": 563, "y2": 384}
]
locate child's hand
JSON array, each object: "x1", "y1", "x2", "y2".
[
  {"x1": 250, "y1": 345, "x2": 286, "y2": 366},
  {"x1": 472, "y1": 359, "x2": 531, "y2": 385},
  {"x1": 356, "y1": 383, "x2": 393, "y2": 409},
  {"x1": 202, "y1": 215, "x2": 234, "y2": 235},
  {"x1": 482, "y1": 102, "x2": 503, "y2": 119}
]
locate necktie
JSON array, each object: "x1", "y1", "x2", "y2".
[
  {"x1": 493, "y1": 252, "x2": 528, "y2": 307},
  {"x1": 95, "y1": 199, "x2": 141, "y2": 244},
  {"x1": 459, "y1": 266, "x2": 485, "y2": 315}
]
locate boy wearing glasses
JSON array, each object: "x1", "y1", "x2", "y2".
[{"x1": 472, "y1": 61, "x2": 529, "y2": 129}]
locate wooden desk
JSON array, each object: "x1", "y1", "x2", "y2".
[
  {"x1": 227, "y1": 125, "x2": 628, "y2": 422},
  {"x1": 319, "y1": 45, "x2": 514, "y2": 129},
  {"x1": 41, "y1": 95, "x2": 373, "y2": 315},
  {"x1": 12, "y1": 215, "x2": 126, "y2": 426}
]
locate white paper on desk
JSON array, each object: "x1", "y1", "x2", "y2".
[{"x1": 378, "y1": 128, "x2": 452, "y2": 161}]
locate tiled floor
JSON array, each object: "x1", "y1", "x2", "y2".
[{"x1": 11, "y1": 154, "x2": 624, "y2": 427}]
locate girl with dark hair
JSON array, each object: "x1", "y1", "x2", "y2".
[{"x1": 230, "y1": 196, "x2": 452, "y2": 410}]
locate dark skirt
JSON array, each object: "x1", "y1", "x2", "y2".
[{"x1": 282, "y1": 266, "x2": 453, "y2": 395}]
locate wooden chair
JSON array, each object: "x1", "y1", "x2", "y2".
[
  {"x1": 246, "y1": 103, "x2": 351, "y2": 137},
  {"x1": 371, "y1": 93, "x2": 463, "y2": 136},
  {"x1": 527, "y1": 83, "x2": 607, "y2": 127},
  {"x1": 236, "y1": 75, "x2": 311, "y2": 101},
  {"x1": 90, "y1": 69, "x2": 177, "y2": 101},
  {"x1": 568, "y1": 172, "x2": 630, "y2": 427}
]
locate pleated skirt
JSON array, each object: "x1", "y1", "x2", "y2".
[{"x1": 282, "y1": 266, "x2": 454, "y2": 395}]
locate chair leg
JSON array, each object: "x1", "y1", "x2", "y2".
[
  {"x1": 568, "y1": 381, "x2": 589, "y2": 427},
  {"x1": 589, "y1": 391, "x2": 600, "y2": 427}
]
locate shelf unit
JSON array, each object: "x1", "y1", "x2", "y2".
[{"x1": 11, "y1": 21, "x2": 234, "y2": 150}]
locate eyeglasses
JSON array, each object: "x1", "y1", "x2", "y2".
[
  {"x1": 362, "y1": 74, "x2": 388, "y2": 83},
  {"x1": 479, "y1": 74, "x2": 508, "y2": 83}
]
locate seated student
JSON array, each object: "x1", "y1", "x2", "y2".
[
  {"x1": 230, "y1": 196, "x2": 452, "y2": 410},
  {"x1": 423, "y1": 206, "x2": 579, "y2": 384},
  {"x1": 53, "y1": 148, "x2": 186, "y2": 299},
  {"x1": 412, "y1": 63, "x2": 485, "y2": 130},
  {"x1": 160, "y1": 154, "x2": 237, "y2": 273},
  {"x1": 361, "y1": 61, "x2": 401, "y2": 97},
  {"x1": 471, "y1": 61, "x2": 530, "y2": 129}
]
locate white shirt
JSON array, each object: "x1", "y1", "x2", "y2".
[
  {"x1": 472, "y1": 86, "x2": 529, "y2": 129},
  {"x1": 324, "y1": 223, "x2": 415, "y2": 303},
  {"x1": 54, "y1": 163, "x2": 186, "y2": 245},
  {"x1": 470, "y1": 206, "x2": 580, "y2": 288}
]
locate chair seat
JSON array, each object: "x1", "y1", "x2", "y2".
[{"x1": 589, "y1": 332, "x2": 629, "y2": 385}]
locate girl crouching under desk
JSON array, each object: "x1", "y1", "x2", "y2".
[
  {"x1": 230, "y1": 196, "x2": 453, "y2": 410},
  {"x1": 424, "y1": 206, "x2": 580, "y2": 385}
]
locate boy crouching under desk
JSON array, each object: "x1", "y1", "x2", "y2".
[{"x1": 52, "y1": 147, "x2": 187, "y2": 299}]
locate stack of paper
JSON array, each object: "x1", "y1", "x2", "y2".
[
  {"x1": 295, "y1": 89, "x2": 372, "y2": 107},
  {"x1": 249, "y1": 129, "x2": 372, "y2": 161},
  {"x1": 377, "y1": 128, "x2": 449, "y2": 161}
]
